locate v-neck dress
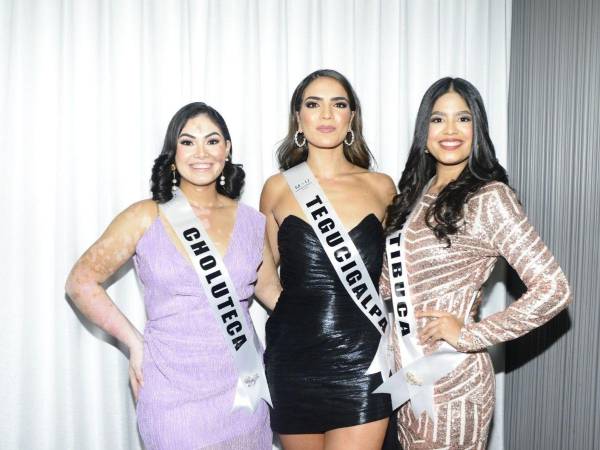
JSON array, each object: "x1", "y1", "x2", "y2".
[{"x1": 133, "y1": 202, "x2": 272, "y2": 450}]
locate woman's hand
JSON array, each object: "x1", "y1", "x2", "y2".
[
  {"x1": 128, "y1": 336, "x2": 144, "y2": 402},
  {"x1": 415, "y1": 310, "x2": 464, "y2": 348}
]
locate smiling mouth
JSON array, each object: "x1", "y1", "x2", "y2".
[
  {"x1": 317, "y1": 126, "x2": 336, "y2": 133},
  {"x1": 439, "y1": 140, "x2": 463, "y2": 150},
  {"x1": 190, "y1": 163, "x2": 212, "y2": 170}
]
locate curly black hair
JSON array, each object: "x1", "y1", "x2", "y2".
[
  {"x1": 151, "y1": 102, "x2": 245, "y2": 203},
  {"x1": 385, "y1": 78, "x2": 509, "y2": 244}
]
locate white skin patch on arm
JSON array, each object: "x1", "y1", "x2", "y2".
[{"x1": 66, "y1": 200, "x2": 157, "y2": 347}]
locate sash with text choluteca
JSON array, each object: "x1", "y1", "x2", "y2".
[{"x1": 160, "y1": 191, "x2": 271, "y2": 412}]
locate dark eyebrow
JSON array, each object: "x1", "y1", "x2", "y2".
[
  {"x1": 304, "y1": 96, "x2": 350, "y2": 102},
  {"x1": 179, "y1": 131, "x2": 223, "y2": 139},
  {"x1": 431, "y1": 110, "x2": 472, "y2": 116}
]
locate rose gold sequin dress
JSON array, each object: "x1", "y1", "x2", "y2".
[{"x1": 380, "y1": 182, "x2": 572, "y2": 449}]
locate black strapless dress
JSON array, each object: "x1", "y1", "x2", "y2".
[{"x1": 265, "y1": 214, "x2": 392, "y2": 434}]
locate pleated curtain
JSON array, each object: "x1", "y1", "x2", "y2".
[{"x1": 0, "y1": 1, "x2": 511, "y2": 449}]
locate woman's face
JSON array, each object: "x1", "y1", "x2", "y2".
[
  {"x1": 297, "y1": 77, "x2": 354, "y2": 150},
  {"x1": 174, "y1": 114, "x2": 231, "y2": 188},
  {"x1": 426, "y1": 92, "x2": 474, "y2": 172}
]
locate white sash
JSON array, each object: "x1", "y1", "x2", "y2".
[
  {"x1": 160, "y1": 191, "x2": 271, "y2": 412},
  {"x1": 374, "y1": 210, "x2": 477, "y2": 421},
  {"x1": 283, "y1": 162, "x2": 390, "y2": 378}
]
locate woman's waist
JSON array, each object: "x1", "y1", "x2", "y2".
[
  {"x1": 144, "y1": 311, "x2": 255, "y2": 347},
  {"x1": 144, "y1": 295, "x2": 252, "y2": 323}
]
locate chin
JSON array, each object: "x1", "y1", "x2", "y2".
[
  {"x1": 309, "y1": 140, "x2": 344, "y2": 149},
  {"x1": 434, "y1": 153, "x2": 470, "y2": 165},
  {"x1": 187, "y1": 176, "x2": 218, "y2": 187}
]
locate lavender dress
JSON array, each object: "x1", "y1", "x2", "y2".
[{"x1": 133, "y1": 202, "x2": 272, "y2": 450}]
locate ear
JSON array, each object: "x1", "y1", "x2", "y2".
[
  {"x1": 349, "y1": 111, "x2": 356, "y2": 127},
  {"x1": 226, "y1": 140, "x2": 232, "y2": 156}
]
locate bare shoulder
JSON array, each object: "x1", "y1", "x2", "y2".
[
  {"x1": 262, "y1": 172, "x2": 287, "y2": 192},
  {"x1": 260, "y1": 172, "x2": 287, "y2": 212},
  {"x1": 113, "y1": 199, "x2": 159, "y2": 234},
  {"x1": 360, "y1": 171, "x2": 397, "y2": 202},
  {"x1": 126, "y1": 198, "x2": 159, "y2": 219}
]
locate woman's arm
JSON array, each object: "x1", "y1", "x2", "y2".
[
  {"x1": 254, "y1": 236, "x2": 282, "y2": 311},
  {"x1": 368, "y1": 172, "x2": 397, "y2": 220},
  {"x1": 259, "y1": 174, "x2": 285, "y2": 266},
  {"x1": 65, "y1": 199, "x2": 157, "y2": 399},
  {"x1": 455, "y1": 183, "x2": 573, "y2": 352}
]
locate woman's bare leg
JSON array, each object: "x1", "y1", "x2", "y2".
[
  {"x1": 279, "y1": 433, "x2": 325, "y2": 450},
  {"x1": 324, "y1": 418, "x2": 389, "y2": 450}
]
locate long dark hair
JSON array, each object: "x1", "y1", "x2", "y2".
[
  {"x1": 276, "y1": 69, "x2": 374, "y2": 170},
  {"x1": 385, "y1": 77, "x2": 508, "y2": 243},
  {"x1": 151, "y1": 102, "x2": 245, "y2": 203}
]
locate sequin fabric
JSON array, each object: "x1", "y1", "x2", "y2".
[{"x1": 380, "y1": 182, "x2": 572, "y2": 449}]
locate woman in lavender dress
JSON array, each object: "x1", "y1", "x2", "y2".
[{"x1": 66, "y1": 102, "x2": 280, "y2": 449}]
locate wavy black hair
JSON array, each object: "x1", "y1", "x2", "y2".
[
  {"x1": 385, "y1": 77, "x2": 508, "y2": 244},
  {"x1": 276, "y1": 69, "x2": 374, "y2": 170},
  {"x1": 151, "y1": 102, "x2": 245, "y2": 203}
]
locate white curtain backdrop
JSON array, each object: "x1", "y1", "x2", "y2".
[{"x1": 0, "y1": 1, "x2": 511, "y2": 449}]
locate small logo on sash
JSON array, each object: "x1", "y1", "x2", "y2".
[
  {"x1": 243, "y1": 374, "x2": 260, "y2": 387},
  {"x1": 293, "y1": 177, "x2": 311, "y2": 192},
  {"x1": 405, "y1": 371, "x2": 423, "y2": 386}
]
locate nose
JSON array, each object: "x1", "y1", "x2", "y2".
[
  {"x1": 444, "y1": 119, "x2": 458, "y2": 135},
  {"x1": 194, "y1": 143, "x2": 208, "y2": 158},
  {"x1": 321, "y1": 104, "x2": 333, "y2": 119}
]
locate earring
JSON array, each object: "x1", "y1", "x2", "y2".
[
  {"x1": 171, "y1": 163, "x2": 178, "y2": 192},
  {"x1": 344, "y1": 129, "x2": 355, "y2": 146},
  {"x1": 294, "y1": 130, "x2": 306, "y2": 147},
  {"x1": 219, "y1": 157, "x2": 229, "y2": 186},
  {"x1": 424, "y1": 147, "x2": 430, "y2": 154}
]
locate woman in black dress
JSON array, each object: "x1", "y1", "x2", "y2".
[{"x1": 260, "y1": 69, "x2": 396, "y2": 450}]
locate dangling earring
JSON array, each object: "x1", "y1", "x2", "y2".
[
  {"x1": 344, "y1": 129, "x2": 355, "y2": 146},
  {"x1": 294, "y1": 130, "x2": 306, "y2": 147},
  {"x1": 219, "y1": 157, "x2": 229, "y2": 186},
  {"x1": 171, "y1": 163, "x2": 178, "y2": 192}
]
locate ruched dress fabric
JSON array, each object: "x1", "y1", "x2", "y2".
[
  {"x1": 381, "y1": 182, "x2": 572, "y2": 449},
  {"x1": 265, "y1": 213, "x2": 392, "y2": 434},
  {"x1": 133, "y1": 203, "x2": 272, "y2": 450}
]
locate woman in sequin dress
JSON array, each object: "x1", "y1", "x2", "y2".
[
  {"x1": 381, "y1": 78, "x2": 572, "y2": 449},
  {"x1": 65, "y1": 102, "x2": 280, "y2": 450}
]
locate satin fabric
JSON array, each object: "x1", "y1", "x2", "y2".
[{"x1": 265, "y1": 214, "x2": 392, "y2": 434}]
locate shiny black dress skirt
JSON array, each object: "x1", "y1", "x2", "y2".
[{"x1": 265, "y1": 214, "x2": 392, "y2": 434}]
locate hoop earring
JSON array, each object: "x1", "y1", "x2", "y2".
[
  {"x1": 219, "y1": 157, "x2": 229, "y2": 187},
  {"x1": 171, "y1": 163, "x2": 178, "y2": 192},
  {"x1": 344, "y1": 129, "x2": 355, "y2": 146},
  {"x1": 294, "y1": 130, "x2": 306, "y2": 147}
]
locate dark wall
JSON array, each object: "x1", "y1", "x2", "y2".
[{"x1": 506, "y1": 0, "x2": 600, "y2": 449}]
